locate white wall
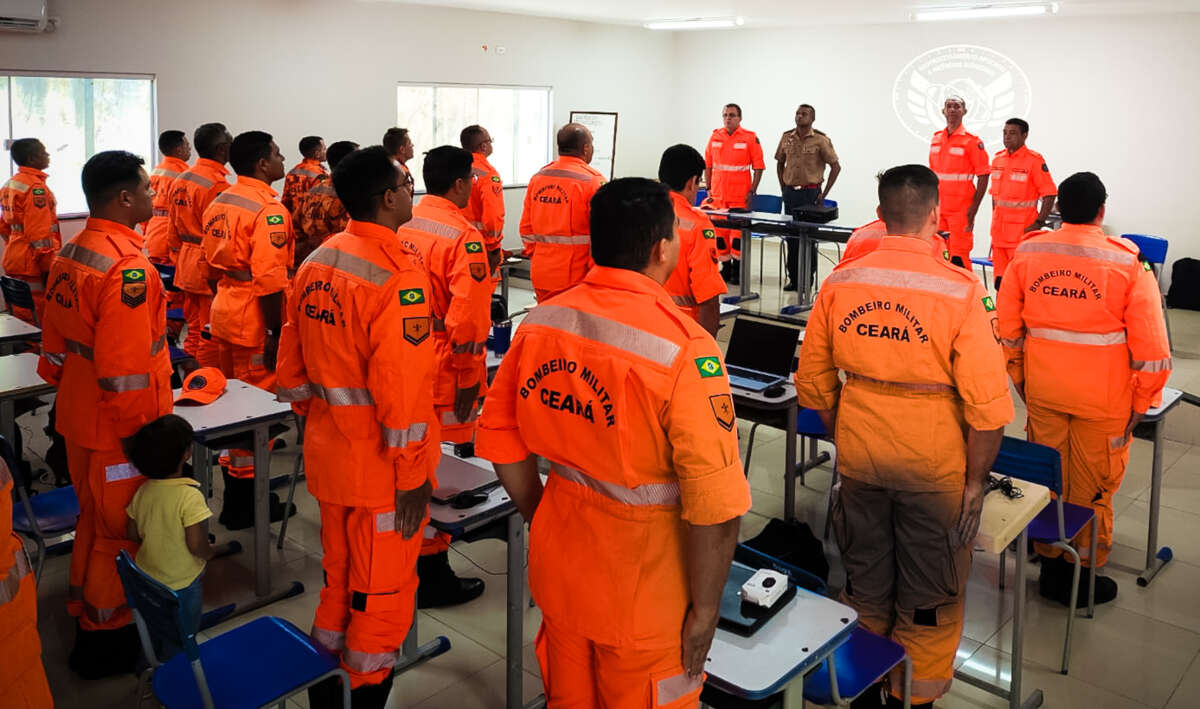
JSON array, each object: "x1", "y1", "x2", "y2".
[
  {"x1": 0, "y1": 0, "x2": 676, "y2": 248},
  {"x1": 671, "y1": 13, "x2": 1200, "y2": 278}
]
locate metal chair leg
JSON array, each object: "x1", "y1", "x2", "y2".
[
  {"x1": 1088, "y1": 518, "x2": 1098, "y2": 619},
  {"x1": 276, "y1": 417, "x2": 306, "y2": 550},
  {"x1": 1056, "y1": 542, "x2": 1081, "y2": 674},
  {"x1": 998, "y1": 547, "x2": 1006, "y2": 590},
  {"x1": 823, "y1": 469, "x2": 839, "y2": 541},
  {"x1": 742, "y1": 422, "x2": 761, "y2": 476}
]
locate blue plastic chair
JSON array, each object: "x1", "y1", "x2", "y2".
[
  {"x1": 153, "y1": 262, "x2": 187, "y2": 322},
  {"x1": 994, "y1": 436, "x2": 1096, "y2": 674},
  {"x1": 805, "y1": 626, "x2": 911, "y2": 708},
  {"x1": 971, "y1": 254, "x2": 994, "y2": 288},
  {"x1": 1121, "y1": 233, "x2": 1173, "y2": 349},
  {"x1": 2, "y1": 435, "x2": 78, "y2": 582},
  {"x1": 695, "y1": 188, "x2": 708, "y2": 207},
  {"x1": 116, "y1": 550, "x2": 348, "y2": 709},
  {"x1": 1, "y1": 275, "x2": 39, "y2": 325}
]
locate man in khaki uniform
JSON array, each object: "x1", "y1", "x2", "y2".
[{"x1": 776, "y1": 104, "x2": 840, "y2": 291}]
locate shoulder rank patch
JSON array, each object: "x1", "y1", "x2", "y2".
[
  {"x1": 491, "y1": 175, "x2": 501, "y2": 183},
  {"x1": 269, "y1": 230, "x2": 287, "y2": 248},
  {"x1": 398, "y1": 288, "x2": 425, "y2": 306},
  {"x1": 1041, "y1": 163, "x2": 1049, "y2": 172},
  {"x1": 709, "y1": 393, "x2": 736, "y2": 431},
  {"x1": 32, "y1": 187, "x2": 46, "y2": 195},
  {"x1": 403, "y1": 316, "x2": 430, "y2": 345},
  {"x1": 982, "y1": 295, "x2": 996, "y2": 312},
  {"x1": 977, "y1": 141, "x2": 985, "y2": 150},
  {"x1": 695, "y1": 356, "x2": 724, "y2": 378},
  {"x1": 121, "y1": 268, "x2": 147, "y2": 308},
  {"x1": 703, "y1": 228, "x2": 716, "y2": 239},
  {"x1": 469, "y1": 262, "x2": 488, "y2": 282},
  {"x1": 1140, "y1": 254, "x2": 1154, "y2": 271},
  {"x1": 265, "y1": 214, "x2": 284, "y2": 225},
  {"x1": 464, "y1": 241, "x2": 483, "y2": 254}
]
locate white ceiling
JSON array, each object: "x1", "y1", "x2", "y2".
[{"x1": 384, "y1": 0, "x2": 1200, "y2": 27}]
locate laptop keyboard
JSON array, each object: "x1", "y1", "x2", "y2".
[{"x1": 729, "y1": 367, "x2": 778, "y2": 384}]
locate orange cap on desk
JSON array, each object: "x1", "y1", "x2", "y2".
[{"x1": 175, "y1": 367, "x2": 227, "y2": 405}]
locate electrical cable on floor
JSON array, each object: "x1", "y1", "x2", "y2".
[{"x1": 448, "y1": 541, "x2": 529, "y2": 577}]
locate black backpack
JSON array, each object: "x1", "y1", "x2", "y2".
[{"x1": 1167, "y1": 258, "x2": 1200, "y2": 311}]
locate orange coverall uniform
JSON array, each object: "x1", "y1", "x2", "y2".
[
  {"x1": 795, "y1": 234, "x2": 1013, "y2": 703},
  {"x1": 291, "y1": 176, "x2": 349, "y2": 267},
  {"x1": 144, "y1": 156, "x2": 189, "y2": 264},
  {"x1": 276, "y1": 219, "x2": 440, "y2": 688},
  {"x1": 167, "y1": 158, "x2": 230, "y2": 367},
  {"x1": 841, "y1": 219, "x2": 950, "y2": 263},
  {"x1": 463, "y1": 152, "x2": 506, "y2": 255},
  {"x1": 281, "y1": 158, "x2": 327, "y2": 213},
  {"x1": 989, "y1": 146, "x2": 1056, "y2": 278},
  {"x1": 929, "y1": 126, "x2": 989, "y2": 266},
  {"x1": 0, "y1": 459, "x2": 54, "y2": 708},
  {"x1": 704, "y1": 126, "x2": 765, "y2": 262},
  {"x1": 665, "y1": 191, "x2": 726, "y2": 322},
  {"x1": 519, "y1": 156, "x2": 605, "y2": 301},
  {"x1": 38, "y1": 218, "x2": 174, "y2": 630},
  {"x1": 477, "y1": 266, "x2": 751, "y2": 708},
  {"x1": 1, "y1": 166, "x2": 61, "y2": 324},
  {"x1": 997, "y1": 225, "x2": 1171, "y2": 567}
]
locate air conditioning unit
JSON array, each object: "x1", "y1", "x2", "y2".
[{"x1": 0, "y1": 0, "x2": 55, "y2": 33}]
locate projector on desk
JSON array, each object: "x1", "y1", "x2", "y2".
[{"x1": 791, "y1": 204, "x2": 838, "y2": 223}]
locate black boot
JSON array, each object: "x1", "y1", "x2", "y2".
[
  {"x1": 1037, "y1": 554, "x2": 1068, "y2": 603},
  {"x1": 349, "y1": 672, "x2": 395, "y2": 709},
  {"x1": 417, "y1": 551, "x2": 485, "y2": 609},
  {"x1": 218, "y1": 468, "x2": 297, "y2": 531},
  {"x1": 306, "y1": 675, "x2": 346, "y2": 709},
  {"x1": 1061, "y1": 566, "x2": 1118, "y2": 608},
  {"x1": 850, "y1": 682, "x2": 886, "y2": 708},
  {"x1": 727, "y1": 259, "x2": 741, "y2": 285},
  {"x1": 69, "y1": 622, "x2": 141, "y2": 680}
]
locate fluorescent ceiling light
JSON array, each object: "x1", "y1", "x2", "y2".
[
  {"x1": 644, "y1": 17, "x2": 744, "y2": 31},
  {"x1": 914, "y1": 3, "x2": 1058, "y2": 21}
]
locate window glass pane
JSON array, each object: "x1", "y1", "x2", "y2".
[
  {"x1": 478, "y1": 88, "x2": 515, "y2": 183},
  {"x1": 1, "y1": 77, "x2": 11, "y2": 182},
  {"x1": 515, "y1": 89, "x2": 550, "y2": 183},
  {"x1": 93, "y1": 78, "x2": 153, "y2": 157},
  {"x1": 397, "y1": 86, "x2": 434, "y2": 192},
  {"x1": 11, "y1": 76, "x2": 88, "y2": 213}
]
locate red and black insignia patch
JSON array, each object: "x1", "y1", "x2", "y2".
[
  {"x1": 1041, "y1": 163, "x2": 1049, "y2": 172},
  {"x1": 121, "y1": 268, "x2": 147, "y2": 308},
  {"x1": 469, "y1": 262, "x2": 488, "y2": 282},
  {"x1": 403, "y1": 316, "x2": 430, "y2": 345},
  {"x1": 269, "y1": 231, "x2": 288, "y2": 248},
  {"x1": 977, "y1": 141, "x2": 985, "y2": 150},
  {"x1": 709, "y1": 393, "x2": 735, "y2": 432},
  {"x1": 33, "y1": 197, "x2": 47, "y2": 208}
]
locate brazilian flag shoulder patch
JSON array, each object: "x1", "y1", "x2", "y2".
[
  {"x1": 121, "y1": 268, "x2": 147, "y2": 308},
  {"x1": 694, "y1": 356, "x2": 724, "y2": 378},
  {"x1": 982, "y1": 295, "x2": 996, "y2": 312},
  {"x1": 491, "y1": 175, "x2": 502, "y2": 183},
  {"x1": 464, "y1": 241, "x2": 483, "y2": 254},
  {"x1": 32, "y1": 187, "x2": 46, "y2": 195},
  {"x1": 702, "y1": 228, "x2": 716, "y2": 240},
  {"x1": 398, "y1": 288, "x2": 425, "y2": 306},
  {"x1": 265, "y1": 213, "x2": 284, "y2": 225}
]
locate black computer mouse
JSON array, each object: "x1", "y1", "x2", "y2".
[
  {"x1": 450, "y1": 490, "x2": 489, "y2": 509},
  {"x1": 763, "y1": 383, "x2": 786, "y2": 398}
]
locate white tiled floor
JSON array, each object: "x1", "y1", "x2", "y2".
[{"x1": 18, "y1": 243, "x2": 1200, "y2": 707}]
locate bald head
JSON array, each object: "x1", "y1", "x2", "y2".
[{"x1": 557, "y1": 123, "x2": 594, "y2": 162}]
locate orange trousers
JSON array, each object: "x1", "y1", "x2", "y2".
[
  {"x1": 182, "y1": 292, "x2": 219, "y2": 368},
  {"x1": 217, "y1": 338, "x2": 275, "y2": 479},
  {"x1": 312, "y1": 501, "x2": 423, "y2": 688},
  {"x1": 938, "y1": 206, "x2": 974, "y2": 267},
  {"x1": 1028, "y1": 403, "x2": 1129, "y2": 568},
  {"x1": 534, "y1": 617, "x2": 703, "y2": 708},
  {"x1": 65, "y1": 442, "x2": 144, "y2": 630},
  {"x1": 992, "y1": 246, "x2": 1016, "y2": 281},
  {"x1": 0, "y1": 544, "x2": 54, "y2": 709}
]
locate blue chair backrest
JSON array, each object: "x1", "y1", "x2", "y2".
[
  {"x1": 1121, "y1": 234, "x2": 1168, "y2": 265},
  {"x1": 152, "y1": 262, "x2": 177, "y2": 291},
  {"x1": 0, "y1": 276, "x2": 35, "y2": 313},
  {"x1": 734, "y1": 543, "x2": 827, "y2": 596},
  {"x1": 116, "y1": 550, "x2": 201, "y2": 667},
  {"x1": 823, "y1": 199, "x2": 837, "y2": 208},
  {"x1": 695, "y1": 188, "x2": 708, "y2": 207},
  {"x1": 992, "y1": 436, "x2": 1062, "y2": 495},
  {"x1": 752, "y1": 194, "x2": 783, "y2": 214}
]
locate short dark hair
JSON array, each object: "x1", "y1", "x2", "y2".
[
  {"x1": 325, "y1": 141, "x2": 358, "y2": 170},
  {"x1": 158, "y1": 130, "x2": 187, "y2": 155},
  {"x1": 658, "y1": 144, "x2": 706, "y2": 191},
  {"x1": 724, "y1": 103, "x2": 742, "y2": 117},
  {"x1": 230, "y1": 130, "x2": 274, "y2": 176},
  {"x1": 1005, "y1": 118, "x2": 1030, "y2": 134},
  {"x1": 1056, "y1": 172, "x2": 1107, "y2": 224},
  {"x1": 423, "y1": 146, "x2": 473, "y2": 195},
  {"x1": 333, "y1": 145, "x2": 399, "y2": 221},
  {"x1": 81, "y1": 150, "x2": 145, "y2": 210},
  {"x1": 299, "y1": 136, "x2": 324, "y2": 159},
  {"x1": 10, "y1": 138, "x2": 41, "y2": 167},
  {"x1": 193, "y1": 123, "x2": 230, "y2": 159},
  {"x1": 382, "y1": 127, "x2": 410, "y2": 155},
  {"x1": 590, "y1": 178, "x2": 675, "y2": 271},
  {"x1": 557, "y1": 125, "x2": 589, "y2": 156},
  {"x1": 460, "y1": 125, "x2": 487, "y2": 152},
  {"x1": 877, "y1": 165, "x2": 940, "y2": 235},
  {"x1": 122, "y1": 414, "x2": 194, "y2": 480},
  {"x1": 798, "y1": 103, "x2": 815, "y2": 114}
]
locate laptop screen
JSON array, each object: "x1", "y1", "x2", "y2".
[{"x1": 725, "y1": 318, "x2": 801, "y2": 376}]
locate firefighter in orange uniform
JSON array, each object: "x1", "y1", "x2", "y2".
[
  {"x1": 988, "y1": 118, "x2": 1056, "y2": 289},
  {"x1": 277, "y1": 145, "x2": 440, "y2": 709},
  {"x1": 396, "y1": 146, "x2": 490, "y2": 608},
  {"x1": 168, "y1": 122, "x2": 232, "y2": 368},
  {"x1": 38, "y1": 151, "x2": 173, "y2": 677},
  {"x1": 0, "y1": 457, "x2": 54, "y2": 708},
  {"x1": 928, "y1": 97, "x2": 990, "y2": 268},
  {"x1": 659, "y1": 144, "x2": 726, "y2": 336},
  {"x1": 460, "y1": 124, "x2": 506, "y2": 275},
  {"x1": 795, "y1": 165, "x2": 1011, "y2": 707},
  {"x1": 291, "y1": 140, "x2": 358, "y2": 267},
  {"x1": 144, "y1": 130, "x2": 192, "y2": 265},
  {"x1": 202, "y1": 130, "x2": 296, "y2": 529},
  {"x1": 842, "y1": 220, "x2": 949, "y2": 263},
  {"x1": 519, "y1": 123, "x2": 605, "y2": 301},
  {"x1": 383, "y1": 127, "x2": 416, "y2": 194},
  {"x1": 479, "y1": 177, "x2": 750, "y2": 708},
  {"x1": 1, "y1": 138, "x2": 60, "y2": 324},
  {"x1": 998, "y1": 172, "x2": 1171, "y2": 607},
  {"x1": 281, "y1": 136, "x2": 327, "y2": 213},
  {"x1": 703, "y1": 103, "x2": 765, "y2": 284}
]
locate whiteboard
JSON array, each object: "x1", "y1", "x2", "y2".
[{"x1": 569, "y1": 111, "x2": 617, "y2": 181}]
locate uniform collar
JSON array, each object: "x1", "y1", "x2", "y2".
[
  {"x1": 195, "y1": 157, "x2": 229, "y2": 176},
  {"x1": 418, "y1": 194, "x2": 459, "y2": 213},
  {"x1": 877, "y1": 233, "x2": 939, "y2": 253},
  {"x1": 347, "y1": 219, "x2": 401, "y2": 242},
  {"x1": 301, "y1": 158, "x2": 325, "y2": 170},
  {"x1": 85, "y1": 217, "x2": 144, "y2": 248},
  {"x1": 234, "y1": 175, "x2": 278, "y2": 198},
  {"x1": 1006, "y1": 144, "x2": 1029, "y2": 158},
  {"x1": 162, "y1": 156, "x2": 190, "y2": 171},
  {"x1": 719, "y1": 125, "x2": 748, "y2": 138},
  {"x1": 791, "y1": 127, "x2": 817, "y2": 140},
  {"x1": 942, "y1": 123, "x2": 968, "y2": 138},
  {"x1": 556, "y1": 155, "x2": 588, "y2": 168},
  {"x1": 1055, "y1": 223, "x2": 1106, "y2": 239},
  {"x1": 583, "y1": 265, "x2": 672, "y2": 301},
  {"x1": 669, "y1": 191, "x2": 693, "y2": 210},
  {"x1": 18, "y1": 166, "x2": 48, "y2": 180},
  {"x1": 473, "y1": 153, "x2": 494, "y2": 170}
]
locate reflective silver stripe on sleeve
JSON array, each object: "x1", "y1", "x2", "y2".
[
  {"x1": 98, "y1": 373, "x2": 150, "y2": 392},
  {"x1": 406, "y1": 217, "x2": 461, "y2": 240},
  {"x1": 312, "y1": 384, "x2": 375, "y2": 406},
  {"x1": 49, "y1": 224, "x2": 60, "y2": 233},
  {"x1": 677, "y1": 219, "x2": 696, "y2": 231},
  {"x1": 995, "y1": 199, "x2": 1038, "y2": 209},
  {"x1": 671, "y1": 294, "x2": 699, "y2": 307},
  {"x1": 1131, "y1": 357, "x2": 1173, "y2": 373},
  {"x1": 304, "y1": 247, "x2": 394, "y2": 287},
  {"x1": 276, "y1": 383, "x2": 313, "y2": 402},
  {"x1": 28, "y1": 239, "x2": 54, "y2": 249},
  {"x1": 211, "y1": 191, "x2": 266, "y2": 212},
  {"x1": 290, "y1": 167, "x2": 320, "y2": 178},
  {"x1": 1000, "y1": 336, "x2": 1025, "y2": 349},
  {"x1": 525, "y1": 233, "x2": 590, "y2": 246},
  {"x1": 249, "y1": 353, "x2": 265, "y2": 367},
  {"x1": 451, "y1": 341, "x2": 487, "y2": 355},
  {"x1": 471, "y1": 168, "x2": 488, "y2": 178},
  {"x1": 64, "y1": 338, "x2": 95, "y2": 360},
  {"x1": 522, "y1": 304, "x2": 681, "y2": 368},
  {"x1": 551, "y1": 463, "x2": 681, "y2": 506},
  {"x1": 823, "y1": 266, "x2": 972, "y2": 299},
  {"x1": 178, "y1": 233, "x2": 203, "y2": 244},
  {"x1": 1016, "y1": 241, "x2": 1135, "y2": 266},
  {"x1": 8, "y1": 224, "x2": 23, "y2": 232},
  {"x1": 381, "y1": 422, "x2": 427, "y2": 448},
  {"x1": 845, "y1": 372, "x2": 957, "y2": 394},
  {"x1": 60, "y1": 242, "x2": 115, "y2": 272},
  {"x1": 152, "y1": 208, "x2": 169, "y2": 217},
  {"x1": 177, "y1": 172, "x2": 215, "y2": 189},
  {"x1": 42, "y1": 351, "x2": 65, "y2": 367},
  {"x1": 341, "y1": 648, "x2": 397, "y2": 674},
  {"x1": 712, "y1": 164, "x2": 752, "y2": 172},
  {"x1": 310, "y1": 627, "x2": 346, "y2": 653},
  {"x1": 935, "y1": 173, "x2": 976, "y2": 182},
  {"x1": 152, "y1": 168, "x2": 181, "y2": 178},
  {"x1": 0, "y1": 548, "x2": 33, "y2": 604},
  {"x1": 442, "y1": 408, "x2": 480, "y2": 425},
  {"x1": 223, "y1": 269, "x2": 253, "y2": 282},
  {"x1": 535, "y1": 168, "x2": 594, "y2": 182},
  {"x1": 1027, "y1": 327, "x2": 1127, "y2": 346},
  {"x1": 5, "y1": 179, "x2": 31, "y2": 193},
  {"x1": 310, "y1": 184, "x2": 336, "y2": 196}
]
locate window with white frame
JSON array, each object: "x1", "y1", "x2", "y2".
[
  {"x1": 2, "y1": 73, "x2": 155, "y2": 215},
  {"x1": 397, "y1": 83, "x2": 551, "y2": 193}
]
